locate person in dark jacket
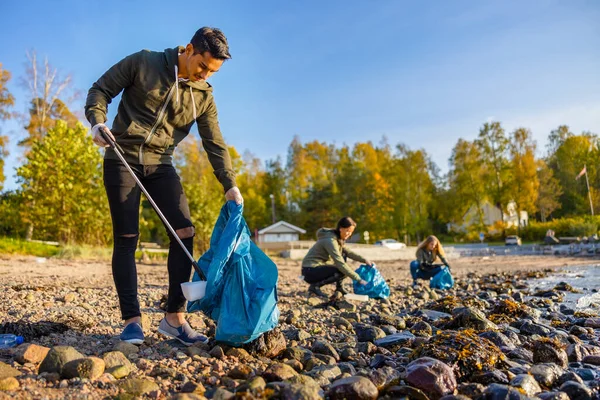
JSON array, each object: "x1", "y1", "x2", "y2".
[
  {"x1": 302, "y1": 217, "x2": 371, "y2": 298},
  {"x1": 85, "y1": 27, "x2": 243, "y2": 346},
  {"x1": 410, "y1": 235, "x2": 451, "y2": 287}
]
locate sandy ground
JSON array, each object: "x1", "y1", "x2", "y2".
[
  {"x1": 0, "y1": 253, "x2": 597, "y2": 290},
  {"x1": 0, "y1": 253, "x2": 598, "y2": 399}
]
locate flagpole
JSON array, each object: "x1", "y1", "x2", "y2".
[{"x1": 584, "y1": 164, "x2": 594, "y2": 216}]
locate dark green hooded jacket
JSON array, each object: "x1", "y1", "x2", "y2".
[
  {"x1": 302, "y1": 228, "x2": 368, "y2": 281},
  {"x1": 85, "y1": 46, "x2": 236, "y2": 191}
]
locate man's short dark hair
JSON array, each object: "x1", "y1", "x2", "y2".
[{"x1": 191, "y1": 27, "x2": 231, "y2": 60}]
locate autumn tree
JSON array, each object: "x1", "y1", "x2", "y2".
[
  {"x1": 509, "y1": 128, "x2": 539, "y2": 229},
  {"x1": 476, "y1": 121, "x2": 511, "y2": 230}
]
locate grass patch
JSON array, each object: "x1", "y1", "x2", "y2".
[{"x1": 0, "y1": 237, "x2": 61, "y2": 257}]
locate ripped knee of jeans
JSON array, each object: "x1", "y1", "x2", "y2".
[{"x1": 114, "y1": 234, "x2": 139, "y2": 250}]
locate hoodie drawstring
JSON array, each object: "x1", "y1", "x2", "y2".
[{"x1": 174, "y1": 62, "x2": 197, "y2": 120}]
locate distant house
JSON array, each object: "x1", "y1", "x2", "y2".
[
  {"x1": 449, "y1": 201, "x2": 528, "y2": 233},
  {"x1": 257, "y1": 221, "x2": 306, "y2": 243}
]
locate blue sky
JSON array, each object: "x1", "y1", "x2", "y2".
[{"x1": 1, "y1": 0, "x2": 599, "y2": 191}]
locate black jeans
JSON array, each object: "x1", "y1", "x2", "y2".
[
  {"x1": 302, "y1": 266, "x2": 344, "y2": 284},
  {"x1": 104, "y1": 159, "x2": 194, "y2": 320}
]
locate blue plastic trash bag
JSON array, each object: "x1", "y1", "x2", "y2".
[
  {"x1": 353, "y1": 264, "x2": 390, "y2": 299},
  {"x1": 187, "y1": 201, "x2": 280, "y2": 345},
  {"x1": 430, "y1": 266, "x2": 455, "y2": 290}
]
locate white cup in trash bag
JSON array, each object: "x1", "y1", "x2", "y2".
[{"x1": 181, "y1": 281, "x2": 207, "y2": 301}]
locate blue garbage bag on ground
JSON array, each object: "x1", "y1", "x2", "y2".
[
  {"x1": 187, "y1": 201, "x2": 279, "y2": 345},
  {"x1": 353, "y1": 264, "x2": 390, "y2": 299},
  {"x1": 430, "y1": 266, "x2": 455, "y2": 290}
]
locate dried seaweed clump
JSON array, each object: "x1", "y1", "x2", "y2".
[
  {"x1": 491, "y1": 298, "x2": 530, "y2": 318},
  {"x1": 424, "y1": 296, "x2": 463, "y2": 314},
  {"x1": 411, "y1": 329, "x2": 505, "y2": 381},
  {"x1": 0, "y1": 320, "x2": 70, "y2": 341}
]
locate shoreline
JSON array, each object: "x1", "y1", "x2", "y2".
[{"x1": 0, "y1": 254, "x2": 600, "y2": 399}]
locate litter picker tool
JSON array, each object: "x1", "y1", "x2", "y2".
[{"x1": 100, "y1": 128, "x2": 207, "y2": 281}]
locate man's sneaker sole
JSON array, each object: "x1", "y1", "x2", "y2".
[
  {"x1": 121, "y1": 338, "x2": 144, "y2": 345},
  {"x1": 157, "y1": 328, "x2": 209, "y2": 346}
]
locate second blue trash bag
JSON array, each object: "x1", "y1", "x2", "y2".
[
  {"x1": 353, "y1": 264, "x2": 390, "y2": 299},
  {"x1": 430, "y1": 266, "x2": 455, "y2": 290},
  {"x1": 187, "y1": 201, "x2": 280, "y2": 346}
]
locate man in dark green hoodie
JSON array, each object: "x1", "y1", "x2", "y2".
[{"x1": 85, "y1": 27, "x2": 242, "y2": 345}]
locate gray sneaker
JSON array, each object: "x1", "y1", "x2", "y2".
[{"x1": 157, "y1": 318, "x2": 209, "y2": 346}]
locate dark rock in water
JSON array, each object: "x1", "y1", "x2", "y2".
[
  {"x1": 529, "y1": 363, "x2": 564, "y2": 387},
  {"x1": 354, "y1": 323, "x2": 386, "y2": 342},
  {"x1": 471, "y1": 369, "x2": 509, "y2": 385},
  {"x1": 369, "y1": 366, "x2": 401, "y2": 391},
  {"x1": 572, "y1": 368, "x2": 597, "y2": 381},
  {"x1": 537, "y1": 392, "x2": 570, "y2": 400},
  {"x1": 328, "y1": 376, "x2": 379, "y2": 400},
  {"x1": 481, "y1": 383, "x2": 537, "y2": 400},
  {"x1": 533, "y1": 290, "x2": 564, "y2": 301},
  {"x1": 519, "y1": 320, "x2": 552, "y2": 336},
  {"x1": 457, "y1": 383, "x2": 486, "y2": 398},
  {"x1": 557, "y1": 371, "x2": 585, "y2": 386},
  {"x1": 412, "y1": 330, "x2": 505, "y2": 380},
  {"x1": 311, "y1": 340, "x2": 340, "y2": 361},
  {"x1": 479, "y1": 331, "x2": 516, "y2": 351},
  {"x1": 245, "y1": 329, "x2": 287, "y2": 358},
  {"x1": 510, "y1": 374, "x2": 542, "y2": 396},
  {"x1": 439, "y1": 396, "x2": 471, "y2": 400},
  {"x1": 582, "y1": 355, "x2": 600, "y2": 365},
  {"x1": 386, "y1": 385, "x2": 430, "y2": 400},
  {"x1": 533, "y1": 339, "x2": 568, "y2": 368},
  {"x1": 374, "y1": 332, "x2": 416, "y2": 351},
  {"x1": 446, "y1": 307, "x2": 497, "y2": 330},
  {"x1": 406, "y1": 357, "x2": 457, "y2": 399},
  {"x1": 512, "y1": 292, "x2": 525, "y2": 303},
  {"x1": 509, "y1": 366, "x2": 530, "y2": 375},
  {"x1": 559, "y1": 381, "x2": 592, "y2": 400},
  {"x1": 411, "y1": 321, "x2": 433, "y2": 337},
  {"x1": 583, "y1": 318, "x2": 600, "y2": 328},
  {"x1": 554, "y1": 282, "x2": 581, "y2": 293},
  {"x1": 569, "y1": 325, "x2": 592, "y2": 338},
  {"x1": 387, "y1": 385, "x2": 430, "y2": 400}
]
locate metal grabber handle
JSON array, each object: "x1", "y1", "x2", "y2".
[{"x1": 100, "y1": 128, "x2": 207, "y2": 281}]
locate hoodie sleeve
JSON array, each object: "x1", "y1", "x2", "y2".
[
  {"x1": 343, "y1": 246, "x2": 369, "y2": 264},
  {"x1": 85, "y1": 51, "x2": 142, "y2": 127},
  {"x1": 196, "y1": 96, "x2": 237, "y2": 192},
  {"x1": 322, "y1": 238, "x2": 361, "y2": 281},
  {"x1": 416, "y1": 248, "x2": 427, "y2": 263}
]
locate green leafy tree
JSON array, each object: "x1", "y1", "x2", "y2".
[
  {"x1": 448, "y1": 139, "x2": 488, "y2": 230},
  {"x1": 536, "y1": 160, "x2": 562, "y2": 222},
  {"x1": 16, "y1": 121, "x2": 110, "y2": 244},
  {"x1": 476, "y1": 121, "x2": 511, "y2": 229},
  {"x1": 548, "y1": 133, "x2": 598, "y2": 216}
]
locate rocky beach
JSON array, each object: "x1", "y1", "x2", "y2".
[{"x1": 1, "y1": 254, "x2": 599, "y2": 399}]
